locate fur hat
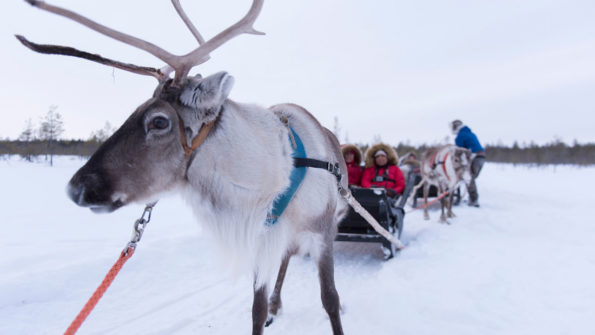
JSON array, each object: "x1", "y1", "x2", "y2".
[
  {"x1": 364, "y1": 143, "x2": 398, "y2": 168},
  {"x1": 401, "y1": 151, "x2": 420, "y2": 168},
  {"x1": 341, "y1": 144, "x2": 362, "y2": 165},
  {"x1": 450, "y1": 120, "x2": 464, "y2": 135}
]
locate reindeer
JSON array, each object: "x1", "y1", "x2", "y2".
[
  {"x1": 412, "y1": 145, "x2": 472, "y2": 223},
  {"x1": 17, "y1": 1, "x2": 356, "y2": 334}
]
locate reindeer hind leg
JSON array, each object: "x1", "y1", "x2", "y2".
[
  {"x1": 447, "y1": 191, "x2": 456, "y2": 218},
  {"x1": 317, "y1": 240, "x2": 344, "y2": 335}
]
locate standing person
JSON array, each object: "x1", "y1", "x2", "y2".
[
  {"x1": 341, "y1": 144, "x2": 363, "y2": 186},
  {"x1": 361, "y1": 143, "x2": 405, "y2": 198},
  {"x1": 451, "y1": 120, "x2": 485, "y2": 207}
]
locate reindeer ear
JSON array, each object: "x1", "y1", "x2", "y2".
[
  {"x1": 176, "y1": 72, "x2": 233, "y2": 142},
  {"x1": 179, "y1": 71, "x2": 234, "y2": 115}
]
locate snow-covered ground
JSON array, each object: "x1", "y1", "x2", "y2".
[{"x1": 1, "y1": 156, "x2": 594, "y2": 335}]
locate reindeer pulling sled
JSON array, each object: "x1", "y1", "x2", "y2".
[
  {"x1": 335, "y1": 144, "x2": 473, "y2": 255},
  {"x1": 336, "y1": 164, "x2": 418, "y2": 259},
  {"x1": 336, "y1": 186, "x2": 410, "y2": 259}
]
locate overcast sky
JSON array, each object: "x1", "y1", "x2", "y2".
[{"x1": 2, "y1": 0, "x2": 595, "y2": 145}]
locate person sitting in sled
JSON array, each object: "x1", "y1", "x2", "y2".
[
  {"x1": 361, "y1": 143, "x2": 405, "y2": 199},
  {"x1": 341, "y1": 144, "x2": 363, "y2": 187}
]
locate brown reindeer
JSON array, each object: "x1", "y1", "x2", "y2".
[
  {"x1": 17, "y1": 1, "x2": 354, "y2": 334},
  {"x1": 412, "y1": 145, "x2": 472, "y2": 223}
]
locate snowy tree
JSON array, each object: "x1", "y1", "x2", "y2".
[
  {"x1": 19, "y1": 118, "x2": 36, "y2": 142},
  {"x1": 18, "y1": 118, "x2": 37, "y2": 161},
  {"x1": 39, "y1": 105, "x2": 64, "y2": 166},
  {"x1": 89, "y1": 121, "x2": 116, "y2": 142}
]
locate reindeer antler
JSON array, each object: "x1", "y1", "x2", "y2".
[
  {"x1": 19, "y1": 0, "x2": 265, "y2": 85},
  {"x1": 15, "y1": 35, "x2": 167, "y2": 80}
]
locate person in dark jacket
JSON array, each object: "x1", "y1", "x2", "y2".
[
  {"x1": 451, "y1": 120, "x2": 485, "y2": 207},
  {"x1": 341, "y1": 144, "x2": 363, "y2": 186},
  {"x1": 361, "y1": 143, "x2": 405, "y2": 198}
]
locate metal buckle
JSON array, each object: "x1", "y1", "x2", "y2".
[{"x1": 124, "y1": 202, "x2": 156, "y2": 255}]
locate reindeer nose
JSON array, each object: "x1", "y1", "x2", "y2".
[
  {"x1": 67, "y1": 172, "x2": 107, "y2": 206},
  {"x1": 67, "y1": 183, "x2": 85, "y2": 205}
]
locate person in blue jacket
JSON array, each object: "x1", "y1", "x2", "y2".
[{"x1": 451, "y1": 120, "x2": 485, "y2": 207}]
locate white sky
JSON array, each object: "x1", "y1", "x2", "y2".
[{"x1": 2, "y1": 0, "x2": 595, "y2": 145}]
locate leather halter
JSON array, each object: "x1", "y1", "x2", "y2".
[
  {"x1": 159, "y1": 81, "x2": 215, "y2": 157},
  {"x1": 176, "y1": 114, "x2": 215, "y2": 157}
]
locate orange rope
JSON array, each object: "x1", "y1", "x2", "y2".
[
  {"x1": 407, "y1": 191, "x2": 450, "y2": 213},
  {"x1": 64, "y1": 247, "x2": 135, "y2": 335}
]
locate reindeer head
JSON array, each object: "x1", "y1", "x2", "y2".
[
  {"x1": 18, "y1": 0, "x2": 262, "y2": 212},
  {"x1": 68, "y1": 72, "x2": 234, "y2": 212},
  {"x1": 452, "y1": 147, "x2": 473, "y2": 186}
]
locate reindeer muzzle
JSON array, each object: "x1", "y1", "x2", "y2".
[{"x1": 67, "y1": 173, "x2": 123, "y2": 213}]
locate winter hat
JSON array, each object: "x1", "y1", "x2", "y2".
[
  {"x1": 374, "y1": 150, "x2": 387, "y2": 157},
  {"x1": 450, "y1": 120, "x2": 464, "y2": 135},
  {"x1": 364, "y1": 143, "x2": 398, "y2": 168},
  {"x1": 341, "y1": 144, "x2": 362, "y2": 165}
]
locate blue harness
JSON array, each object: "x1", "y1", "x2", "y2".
[{"x1": 265, "y1": 127, "x2": 307, "y2": 226}]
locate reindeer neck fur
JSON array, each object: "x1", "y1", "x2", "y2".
[{"x1": 182, "y1": 99, "x2": 294, "y2": 283}]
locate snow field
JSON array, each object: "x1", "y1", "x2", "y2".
[{"x1": 1, "y1": 157, "x2": 594, "y2": 334}]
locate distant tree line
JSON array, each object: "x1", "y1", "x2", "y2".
[
  {"x1": 0, "y1": 139, "x2": 102, "y2": 159},
  {"x1": 484, "y1": 141, "x2": 595, "y2": 165},
  {"x1": 2, "y1": 106, "x2": 114, "y2": 163},
  {"x1": 2, "y1": 138, "x2": 595, "y2": 166},
  {"x1": 348, "y1": 141, "x2": 595, "y2": 166},
  {"x1": 3, "y1": 110, "x2": 594, "y2": 165}
]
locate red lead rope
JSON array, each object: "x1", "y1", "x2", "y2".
[
  {"x1": 64, "y1": 248, "x2": 135, "y2": 335},
  {"x1": 64, "y1": 203, "x2": 156, "y2": 335},
  {"x1": 406, "y1": 191, "x2": 450, "y2": 214}
]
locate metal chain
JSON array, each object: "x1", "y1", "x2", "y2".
[{"x1": 124, "y1": 202, "x2": 157, "y2": 255}]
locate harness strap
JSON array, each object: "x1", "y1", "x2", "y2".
[
  {"x1": 371, "y1": 166, "x2": 396, "y2": 184},
  {"x1": 441, "y1": 152, "x2": 450, "y2": 180},
  {"x1": 294, "y1": 157, "x2": 341, "y2": 183},
  {"x1": 266, "y1": 126, "x2": 343, "y2": 226},
  {"x1": 430, "y1": 150, "x2": 451, "y2": 181},
  {"x1": 266, "y1": 127, "x2": 307, "y2": 226}
]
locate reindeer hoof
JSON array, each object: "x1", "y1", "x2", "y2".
[{"x1": 265, "y1": 316, "x2": 274, "y2": 327}]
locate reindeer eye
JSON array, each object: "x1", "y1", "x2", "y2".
[{"x1": 150, "y1": 116, "x2": 170, "y2": 130}]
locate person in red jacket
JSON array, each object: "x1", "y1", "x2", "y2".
[
  {"x1": 361, "y1": 143, "x2": 405, "y2": 198},
  {"x1": 341, "y1": 144, "x2": 363, "y2": 186}
]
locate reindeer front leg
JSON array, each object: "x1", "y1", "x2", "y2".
[
  {"x1": 252, "y1": 280, "x2": 269, "y2": 335},
  {"x1": 438, "y1": 185, "x2": 448, "y2": 223},
  {"x1": 447, "y1": 191, "x2": 456, "y2": 218},
  {"x1": 266, "y1": 253, "x2": 292, "y2": 327},
  {"x1": 423, "y1": 182, "x2": 430, "y2": 220}
]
